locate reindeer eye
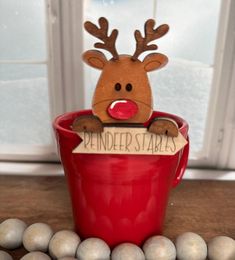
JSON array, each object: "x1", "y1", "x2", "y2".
[
  {"x1": 126, "y1": 83, "x2": 132, "y2": 92},
  {"x1": 115, "y1": 83, "x2": 121, "y2": 91}
]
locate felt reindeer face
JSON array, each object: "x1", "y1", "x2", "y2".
[{"x1": 83, "y1": 17, "x2": 169, "y2": 124}]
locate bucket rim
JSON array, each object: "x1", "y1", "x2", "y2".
[{"x1": 53, "y1": 109, "x2": 188, "y2": 135}]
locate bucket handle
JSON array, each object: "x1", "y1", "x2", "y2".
[{"x1": 172, "y1": 137, "x2": 189, "y2": 187}]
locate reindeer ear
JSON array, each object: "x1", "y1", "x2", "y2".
[
  {"x1": 82, "y1": 50, "x2": 107, "y2": 70},
  {"x1": 143, "y1": 53, "x2": 168, "y2": 72}
]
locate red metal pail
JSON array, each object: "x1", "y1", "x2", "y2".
[{"x1": 53, "y1": 110, "x2": 189, "y2": 247}]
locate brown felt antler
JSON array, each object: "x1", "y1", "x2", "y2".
[
  {"x1": 84, "y1": 17, "x2": 119, "y2": 60},
  {"x1": 132, "y1": 19, "x2": 169, "y2": 61}
]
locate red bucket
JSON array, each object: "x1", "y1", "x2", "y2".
[{"x1": 53, "y1": 110, "x2": 189, "y2": 247}]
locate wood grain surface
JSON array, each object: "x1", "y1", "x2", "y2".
[{"x1": 0, "y1": 175, "x2": 234, "y2": 259}]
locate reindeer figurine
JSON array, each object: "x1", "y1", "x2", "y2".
[{"x1": 72, "y1": 17, "x2": 178, "y2": 137}]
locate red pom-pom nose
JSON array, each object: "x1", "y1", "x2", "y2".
[{"x1": 107, "y1": 99, "x2": 138, "y2": 120}]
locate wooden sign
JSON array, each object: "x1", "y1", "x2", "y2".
[{"x1": 73, "y1": 127, "x2": 187, "y2": 156}]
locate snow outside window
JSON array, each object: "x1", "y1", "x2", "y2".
[{"x1": 0, "y1": 0, "x2": 55, "y2": 161}]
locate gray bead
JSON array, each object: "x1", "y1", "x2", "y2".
[
  {"x1": 58, "y1": 257, "x2": 78, "y2": 260},
  {"x1": 176, "y1": 232, "x2": 207, "y2": 260},
  {"x1": 76, "y1": 237, "x2": 110, "y2": 260},
  {"x1": 49, "y1": 230, "x2": 80, "y2": 259},
  {"x1": 0, "y1": 250, "x2": 13, "y2": 260},
  {"x1": 208, "y1": 236, "x2": 235, "y2": 260},
  {"x1": 143, "y1": 235, "x2": 176, "y2": 260},
  {"x1": 111, "y1": 243, "x2": 145, "y2": 260},
  {"x1": 23, "y1": 223, "x2": 53, "y2": 252},
  {"x1": 0, "y1": 218, "x2": 27, "y2": 249},
  {"x1": 20, "y1": 251, "x2": 51, "y2": 260}
]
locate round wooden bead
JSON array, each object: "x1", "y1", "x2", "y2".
[
  {"x1": 58, "y1": 257, "x2": 78, "y2": 260},
  {"x1": 76, "y1": 237, "x2": 110, "y2": 260},
  {"x1": 0, "y1": 250, "x2": 13, "y2": 260},
  {"x1": 0, "y1": 218, "x2": 27, "y2": 249},
  {"x1": 23, "y1": 223, "x2": 53, "y2": 252},
  {"x1": 20, "y1": 251, "x2": 51, "y2": 260},
  {"x1": 111, "y1": 243, "x2": 145, "y2": 260},
  {"x1": 49, "y1": 230, "x2": 80, "y2": 259},
  {"x1": 143, "y1": 235, "x2": 176, "y2": 260},
  {"x1": 208, "y1": 236, "x2": 235, "y2": 260},
  {"x1": 175, "y1": 232, "x2": 207, "y2": 260}
]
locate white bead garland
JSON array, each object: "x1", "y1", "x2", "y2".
[
  {"x1": 0, "y1": 218, "x2": 27, "y2": 249},
  {"x1": 48, "y1": 230, "x2": 81, "y2": 259},
  {"x1": 175, "y1": 232, "x2": 207, "y2": 260},
  {"x1": 58, "y1": 257, "x2": 78, "y2": 260},
  {"x1": 143, "y1": 235, "x2": 176, "y2": 260},
  {"x1": 111, "y1": 242, "x2": 145, "y2": 260},
  {"x1": 208, "y1": 236, "x2": 235, "y2": 260},
  {"x1": 20, "y1": 251, "x2": 51, "y2": 260},
  {"x1": 0, "y1": 218, "x2": 235, "y2": 260},
  {"x1": 23, "y1": 223, "x2": 54, "y2": 252},
  {"x1": 0, "y1": 250, "x2": 13, "y2": 260},
  {"x1": 76, "y1": 237, "x2": 110, "y2": 260}
]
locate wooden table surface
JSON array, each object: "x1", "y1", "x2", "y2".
[{"x1": 0, "y1": 175, "x2": 234, "y2": 259}]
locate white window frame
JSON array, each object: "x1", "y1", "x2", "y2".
[
  {"x1": 1, "y1": 0, "x2": 235, "y2": 173},
  {"x1": 47, "y1": 0, "x2": 85, "y2": 117},
  {"x1": 189, "y1": 0, "x2": 235, "y2": 169}
]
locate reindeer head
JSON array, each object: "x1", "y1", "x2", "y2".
[{"x1": 83, "y1": 17, "x2": 169, "y2": 124}]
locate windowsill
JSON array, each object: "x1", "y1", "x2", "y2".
[
  {"x1": 0, "y1": 162, "x2": 235, "y2": 180},
  {"x1": 1, "y1": 174, "x2": 234, "y2": 258},
  {"x1": 0, "y1": 162, "x2": 63, "y2": 176}
]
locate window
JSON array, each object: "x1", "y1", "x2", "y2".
[
  {"x1": 0, "y1": 0, "x2": 55, "y2": 161},
  {"x1": 1, "y1": 0, "x2": 235, "y2": 171}
]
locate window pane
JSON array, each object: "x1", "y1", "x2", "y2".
[
  {"x1": 83, "y1": 0, "x2": 221, "y2": 154},
  {"x1": 0, "y1": 63, "x2": 46, "y2": 81},
  {"x1": 153, "y1": 0, "x2": 221, "y2": 154},
  {"x1": 0, "y1": 0, "x2": 47, "y2": 60},
  {"x1": 0, "y1": 64, "x2": 51, "y2": 145}
]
